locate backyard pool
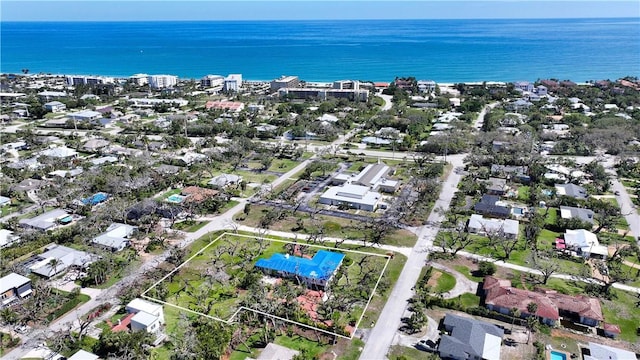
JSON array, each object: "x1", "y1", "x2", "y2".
[
  {"x1": 550, "y1": 350, "x2": 567, "y2": 360},
  {"x1": 167, "y1": 194, "x2": 187, "y2": 203},
  {"x1": 512, "y1": 207, "x2": 524, "y2": 215}
]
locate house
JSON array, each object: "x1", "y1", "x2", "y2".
[
  {"x1": 506, "y1": 99, "x2": 533, "y2": 111},
  {"x1": 28, "y1": 244, "x2": 96, "y2": 278},
  {"x1": 485, "y1": 177, "x2": 507, "y2": 196},
  {"x1": 92, "y1": 223, "x2": 137, "y2": 252},
  {"x1": 0, "y1": 272, "x2": 32, "y2": 306},
  {"x1": 82, "y1": 139, "x2": 110, "y2": 152},
  {"x1": 208, "y1": 173, "x2": 242, "y2": 188},
  {"x1": 483, "y1": 276, "x2": 604, "y2": 327},
  {"x1": 483, "y1": 276, "x2": 560, "y2": 326},
  {"x1": 257, "y1": 343, "x2": 300, "y2": 360},
  {"x1": 514, "y1": 81, "x2": 534, "y2": 92},
  {"x1": 49, "y1": 168, "x2": 84, "y2": 179},
  {"x1": 44, "y1": 101, "x2": 66, "y2": 112},
  {"x1": 319, "y1": 184, "x2": 382, "y2": 211},
  {"x1": 90, "y1": 156, "x2": 118, "y2": 166},
  {"x1": 11, "y1": 178, "x2": 46, "y2": 192},
  {"x1": 205, "y1": 100, "x2": 245, "y2": 112},
  {"x1": 559, "y1": 206, "x2": 595, "y2": 224},
  {"x1": 39, "y1": 146, "x2": 78, "y2": 159},
  {"x1": 584, "y1": 342, "x2": 637, "y2": 360},
  {"x1": 181, "y1": 186, "x2": 219, "y2": 204},
  {"x1": 474, "y1": 195, "x2": 511, "y2": 218},
  {"x1": 490, "y1": 164, "x2": 531, "y2": 183},
  {"x1": 602, "y1": 323, "x2": 621, "y2": 339},
  {"x1": 467, "y1": 214, "x2": 519, "y2": 239},
  {"x1": 255, "y1": 250, "x2": 345, "y2": 290},
  {"x1": 68, "y1": 110, "x2": 103, "y2": 122},
  {"x1": 0, "y1": 229, "x2": 20, "y2": 248},
  {"x1": 563, "y1": 229, "x2": 608, "y2": 259},
  {"x1": 125, "y1": 298, "x2": 165, "y2": 336},
  {"x1": 0, "y1": 196, "x2": 11, "y2": 207},
  {"x1": 19, "y1": 208, "x2": 72, "y2": 231},
  {"x1": 20, "y1": 345, "x2": 65, "y2": 360},
  {"x1": 417, "y1": 80, "x2": 436, "y2": 93},
  {"x1": 438, "y1": 314, "x2": 504, "y2": 360},
  {"x1": 173, "y1": 152, "x2": 206, "y2": 166},
  {"x1": 555, "y1": 183, "x2": 588, "y2": 200},
  {"x1": 66, "y1": 349, "x2": 100, "y2": 360}
]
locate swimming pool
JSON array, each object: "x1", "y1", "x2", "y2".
[
  {"x1": 512, "y1": 207, "x2": 524, "y2": 215},
  {"x1": 542, "y1": 189, "x2": 553, "y2": 196},
  {"x1": 550, "y1": 350, "x2": 567, "y2": 360},
  {"x1": 167, "y1": 194, "x2": 187, "y2": 203}
]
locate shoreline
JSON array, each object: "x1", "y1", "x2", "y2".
[{"x1": 1, "y1": 71, "x2": 631, "y2": 86}]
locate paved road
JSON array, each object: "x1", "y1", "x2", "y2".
[
  {"x1": 376, "y1": 93, "x2": 393, "y2": 111},
  {"x1": 358, "y1": 154, "x2": 466, "y2": 360}
]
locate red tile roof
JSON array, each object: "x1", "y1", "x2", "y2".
[
  {"x1": 483, "y1": 276, "x2": 603, "y2": 322},
  {"x1": 181, "y1": 186, "x2": 219, "y2": 203},
  {"x1": 110, "y1": 313, "x2": 135, "y2": 332},
  {"x1": 603, "y1": 323, "x2": 621, "y2": 333}
]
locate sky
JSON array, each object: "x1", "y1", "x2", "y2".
[{"x1": 2, "y1": 0, "x2": 639, "y2": 21}]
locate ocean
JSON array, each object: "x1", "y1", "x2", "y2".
[{"x1": 1, "y1": 18, "x2": 639, "y2": 82}]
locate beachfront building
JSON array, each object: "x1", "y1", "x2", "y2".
[
  {"x1": 200, "y1": 74, "x2": 225, "y2": 88},
  {"x1": 65, "y1": 75, "x2": 114, "y2": 86},
  {"x1": 148, "y1": 74, "x2": 178, "y2": 89},
  {"x1": 129, "y1": 73, "x2": 149, "y2": 86},
  {"x1": 224, "y1": 74, "x2": 243, "y2": 91},
  {"x1": 270, "y1": 75, "x2": 299, "y2": 91},
  {"x1": 417, "y1": 80, "x2": 436, "y2": 93},
  {"x1": 127, "y1": 98, "x2": 188, "y2": 108},
  {"x1": 278, "y1": 86, "x2": 369, "y2": 102},
  {"x1": 0, "y1": 273, "x2": 32, "y2": 306},
  {"x1": 332, "y1": 80, "x2": 359, "y2": 90},
  {"x1": 255, "y1": 250, "x2": 345, "y2": 290}
]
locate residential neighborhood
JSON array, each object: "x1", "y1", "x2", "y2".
[{"x1": 0, "y1": 72, "x2": 639, "y2": 360}]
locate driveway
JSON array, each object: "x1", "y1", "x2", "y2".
[{"x1": 429, "y1": 262, "x2": 478, "y2": 299}]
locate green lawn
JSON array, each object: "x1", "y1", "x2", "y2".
[
  {"x1": 274, "y1": 335, "x2": 328, "y2": 358},
  {"x1": 234, "y1": 204, "x2": 418, "y2": 247},
  {"x1": 451, "y1": 265, "x2": 483, "y2": 282},
  {"x1": 432, "y1": 270, "x2": 456, "y2": 293},
  {"x1": 160, "y1": 188, "x2": 182, "y2": 199},
  {"x1": 458, "y1": 293, "x2": 481, "y2": 308},
  {"x1": 601, "y1": 288, "x2": 640, "y2": 343},
  {"x1": 268, "y1": 158, "x2": 302, "y2": 173},
  {"x1": 517, "y1": 185, "x2": 531, "y2": 203},
  {"x1": 172, "y1": 220, "x2": 209, "y2": 232}
]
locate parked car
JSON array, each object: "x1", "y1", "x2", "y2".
[{"x1": 415, "y1": 339, "x2": 437, "y2": 353}]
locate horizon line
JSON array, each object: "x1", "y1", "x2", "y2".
[{"x1": 3, "y1": 16, "x2": 639, "y2": 22}]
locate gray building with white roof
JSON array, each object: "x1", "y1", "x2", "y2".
[
  {"x1": 0, "y1": 272, "x2": 32, "y2": 306},
  {"x1": 92, "y1": 223, "x2": 137, "y2": 252}
]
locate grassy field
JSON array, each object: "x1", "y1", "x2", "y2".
[
  {"x1": 388, "y1": 345, "x2": 433, "y2": 360},
  {"x1": 451, "y1": 264, "x2": 484, "y2": 282},
  {"x1": 430, "y1": 270, "x2": 456, "y2": 293},
  {"x1": 234, "y1": 204, "x2": 418, "y2": 247},
  {"x1": 172, "y1": 220, "x2": 209, "y2": 232},
  {"x1": 149, "y1": 232, "x2": 392, "y2": 336}
]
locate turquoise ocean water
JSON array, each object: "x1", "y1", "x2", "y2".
[{"x1": 1, "y1": 18, "x2": 639, "y2": 82}]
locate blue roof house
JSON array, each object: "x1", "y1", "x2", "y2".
[
  {"x1": 79, "y1": 192, "x2": 110, "y2": 206},
  {"x1": 255, "y1": 250, "x2": 345, "y2": 290}
]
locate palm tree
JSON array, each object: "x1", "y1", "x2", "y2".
[
  {"x1": 48, "y1": 258, "x2": 61, "y2": 278},
  {"x1": 510, "y1": 307, "x2": 521, "y2": 332}
]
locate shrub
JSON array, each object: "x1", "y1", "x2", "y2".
[{"x1": 477, "y1": 261, "x2": 497, "y2": 276}]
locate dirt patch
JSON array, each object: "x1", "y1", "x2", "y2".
[{"x1": 427, "y1": 271, "x2": 443, "y2": 288}]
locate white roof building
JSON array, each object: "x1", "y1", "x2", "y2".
[
  {"x1": 468, "y1": 214, "x2": 519, "y2": 238},
  {"x1": 584, "y1": 342, "x2": 636, "y2": 360},
  {"x1": 66, "y1": 350, "x2": 99, "y2": 360},
  {"x1": 564, "y1": 229, "x2": 608, "y2": 258},
  {"x1": 19, "y1": 208, "x2": 71, "y2": 231},
  {"x1": 126, "y1": 298, "x2": 165, "y2": 324},
  {"x1": 209, "y1": 174, "x2": 242, "y2": 187},
  {"x1": 319, "y1": 184, "x2": 381, "y2": 212},
  {"x1": 68, "y1": 110, "x2": 102, "y2": 121},
  {"x1": 0, "y1": 272, "x2": 32, "y2": 305},
  {"x1": 39, "y1": 146, "x2": 78, "y2": 158},
  {"x1": 0, "y1": 229, "x2": 20, "y2": 248},
  {"x1": 92, "y1": 223, "x2": 137, "y2": 251}
]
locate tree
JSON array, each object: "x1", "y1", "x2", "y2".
[
  {"x1": 588, "y1": 198, "x2": 622, "y2": 233},
  {"x1": 438, "y1": 222, "x2": 474, "y2": 256},
  {"x1": 529, "y1": 250, "x2": 561, "y2": 284},
  {"x1": 485, "y1": 227, "x2": 520, "y2": 260},
  {"x1": 93, "y1": 329, "x2": 153, "y2": 359},
  {"x1": 192, "y1": 318, "x2": 233, "y2": 359}
]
